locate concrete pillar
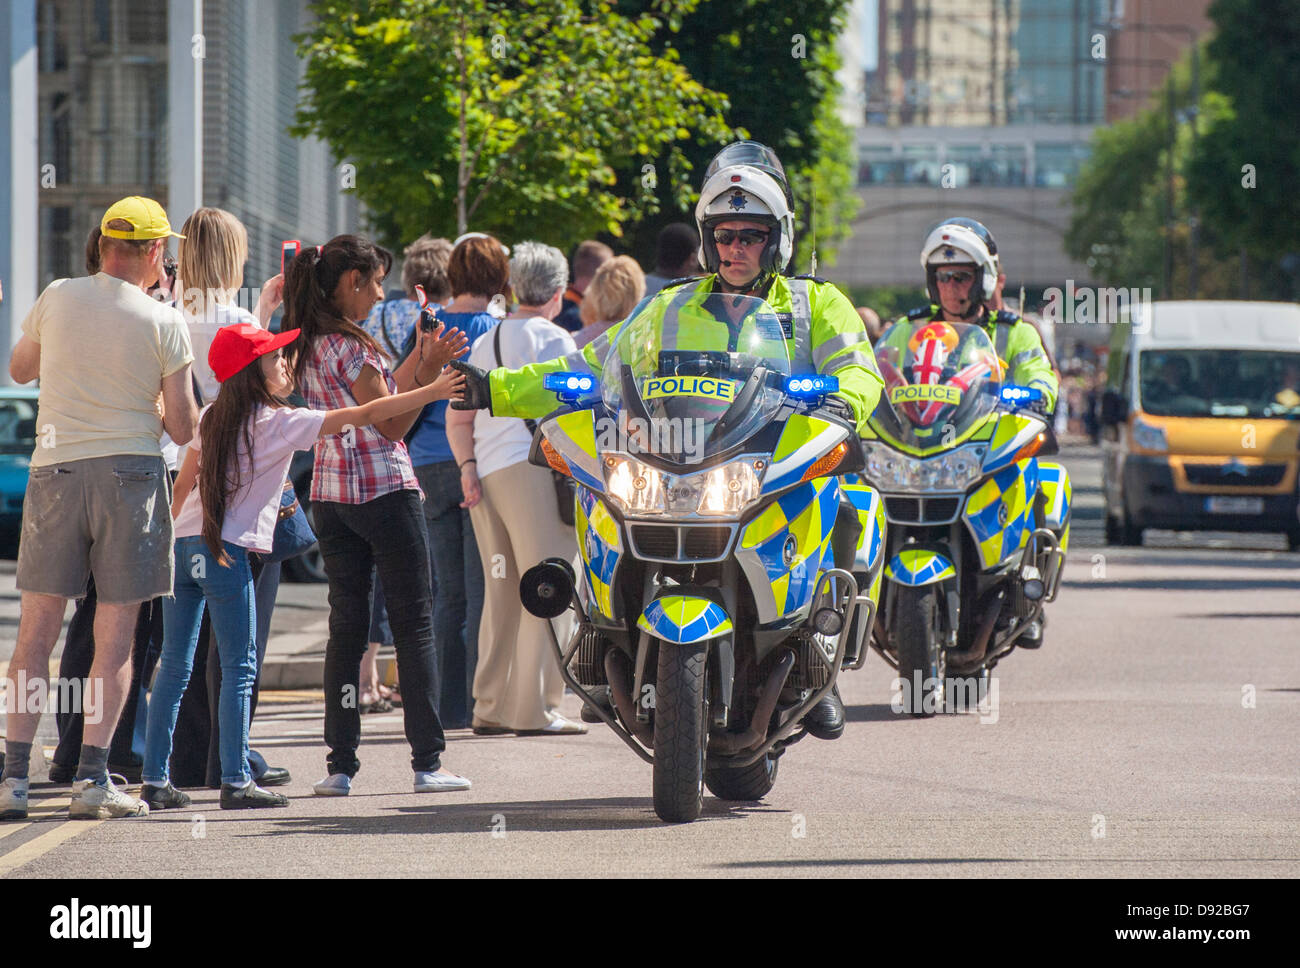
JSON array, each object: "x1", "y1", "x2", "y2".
[
  {"x1": 1, "y1": 0, "x2": 38, "y2": 368},
  {"x1": 168, "y1": 0, "x2": 203, "y2": 225}
]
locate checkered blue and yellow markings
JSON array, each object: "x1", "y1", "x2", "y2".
[
  {"x1": 981, "y1": 413, "x2": 1042, "y2": 475},
  {"x1": 883, "y1": 548, "x2": 956, "y2": 586},
  {"x1": 839, "y1": 474, "x2": 886, "y2": 575},
  {"x1": 1037, "y1": 461, "x2": 1072, "y2": 553},
  {"x1": 734, "y1": 477, "x2": 839, "y2": 624},
  {"x1": 542, "y1": 410, "x2": 604, "y2": 492},
  {"x1": 761, "y1": 414, "x2": 849, "y2": 494},
  {"x1": 962, "y1": 458, "x2": 1041, "y2": 569},
  {"x1": 637, "y1": 595, "x2": 734, "y2": 644},
  {"x1": 576, "y1": 489, "x2": 621, "y2": 619}
]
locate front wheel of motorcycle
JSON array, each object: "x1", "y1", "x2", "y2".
[
  {"x1": 893, "y1": 583, "x2": 947, "y2": 718},
  {"x1": 652, "y1": 640, "x2": 709, "y2": 823},
  {"x1": 705, "y1": 753, "x2": 779, "y2": 802}
]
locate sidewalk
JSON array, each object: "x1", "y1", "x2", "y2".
[{"x1": 0, "y1": 561, "x2": 333, "y2": 689}]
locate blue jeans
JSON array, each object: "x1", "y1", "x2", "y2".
[
  {"x1": 143, "y1": 537, "x2": 258, "y2": 787},
  {"x1": 415, "y1": 460, "x2": 483, "y2": 730}
]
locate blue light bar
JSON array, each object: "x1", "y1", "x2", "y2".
[
  {"x1": 1000, "y1": 385, "x2": 1044, "y2": 405},
  {"x1": 783, "y1": 374, "x2": 839, "y2": 401},
  {"x1": 544, "y1": 371, "x2": 597, "y2": 403}
]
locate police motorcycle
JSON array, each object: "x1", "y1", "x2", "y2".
[
  {"x1": 853, "y1": 318, "x2": 1071, "y2": 716},
  {"x1": 517, "y1": 288, "x2": 882, "y2": 822}
]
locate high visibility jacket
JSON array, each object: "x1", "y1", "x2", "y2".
[
  {"x1": 892, "y1": 305, "x2": 1058, "y2": 411},
  {"x1": 489, "y1": 274, "x2": 885, "y2": 436}
]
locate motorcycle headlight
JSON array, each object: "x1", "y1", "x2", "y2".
[
  {"x1": 863, "y1": 443, "x2": 984, "y2": 492},
  {"x1": 1131, "y1": 417, "x2": 1168, "y2": 453},
  {"x1": 695, "y1": 460, "x2": 763, "y2": 516},
  {"x1": 603, "y1": 456, "x2": 763, "y2": 517},
  {"x1": 604, "y1": 456, "x2": 668, "y2": 515}
]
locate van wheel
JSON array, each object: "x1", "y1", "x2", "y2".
[{"x1": 1287, "y1": 529, "x2": 1300, "y2": 553}]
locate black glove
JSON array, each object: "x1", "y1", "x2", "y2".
[
  {"x1": 449, "y1": 360, "x2": 493, "y2": 412},
  {"x1": 817, "y1": 394, "x2": 856, "y2": 426}
]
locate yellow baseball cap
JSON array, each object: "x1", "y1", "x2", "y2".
[{"x1": 100, "y1": 196, "x2": 185, "y2": 240}]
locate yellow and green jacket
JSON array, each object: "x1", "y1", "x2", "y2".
[
  {"x1": 890, "y1": 304, "x2": 1058, "y2": 411},
  {"x1": 489, "y1": 274, "x2": 885, "y2": 436}
]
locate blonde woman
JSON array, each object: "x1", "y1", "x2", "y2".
[
  {"x1": 176, "y1": 208, "x2": 284, "y2": 401},
  {"x1": 572, "y1": 255, "x2": 646, "y2": 350}
]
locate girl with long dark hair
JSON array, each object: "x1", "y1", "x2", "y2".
[
  {"x1": 285, "y1": 235, "x2": 474, "y2": 795},
  {"x1": 141, "y1": 323, "x2": 465, "y2": 809}
]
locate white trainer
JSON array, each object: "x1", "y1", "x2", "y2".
[
  {"x1": 0, "y1": 776, "x2": 29, "y2": 821},
  {"x1": 312, "y1": 774, "x2": 352, "y2": 796},
  {"x1": 413, "y1": 769, "x2": 471, "y2": 793},
  {"x1": 68, "y1": 774, "x2": 149, "y2": 819}
]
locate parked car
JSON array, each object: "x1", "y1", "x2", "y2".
[{"x1": 0, "y1": 387, "x2": 40, "y2": 554}]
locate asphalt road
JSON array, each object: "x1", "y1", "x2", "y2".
[{"x1": 2, "y1": 444, "x2": 1298, "y2": 878}]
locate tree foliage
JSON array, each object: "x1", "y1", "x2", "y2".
[
  {"x1": 1068, "y1": 0, "x2": 1300, "y2": 300},
  {"x1": 618, "y1": 0, "x2": 858, "y2": 272},
  {"x1": 293, "y1": 0, "x2": 733, "y2": 249}
]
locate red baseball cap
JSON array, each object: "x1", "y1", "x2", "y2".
[{"x1": 209, "y1": 323, "x2": 301, "y2": 383}]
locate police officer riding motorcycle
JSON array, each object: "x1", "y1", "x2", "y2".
[{"x1": 450, "y1": 143, "x2": 886, "y2": 817}]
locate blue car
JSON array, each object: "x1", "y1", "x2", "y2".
[{"x1": 0, "y1": 387, "x2": 40, "y2": 546}]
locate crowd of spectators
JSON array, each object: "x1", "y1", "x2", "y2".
[{"x1": 0, "y1": 200, "x2": 712, "y2": 819}]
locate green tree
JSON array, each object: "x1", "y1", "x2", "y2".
[
  {"x1": 619, "y1": 0, "x2": 858, "y2": 273},
  {"x1": 1189, "y1": 0, "x2": 1300, "y2": 299},
  {"x1": 1066, "y1": 52, "x2": 1237, "y2": 299},
  {"x1": 293, "y1": 0, "x2": 733, "y2": 249}
]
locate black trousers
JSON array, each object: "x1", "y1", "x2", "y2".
[
  {"x1": 315, "y1": 489, "x2": 446, "y2": 777},
  {"x1": 52, "y1": 575, "x2": 163, "y2": 769}
]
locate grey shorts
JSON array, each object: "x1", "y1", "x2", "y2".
[{"x1": 17, "y1": 454, "x2": 174, "y2": 604}]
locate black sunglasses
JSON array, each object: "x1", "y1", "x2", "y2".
[
  {"x1": 934, "y1": 268, "x2": 974, "y2": 284},
  {"x1": 712, "y1": 228, "x2": 769, "y2": 248}
]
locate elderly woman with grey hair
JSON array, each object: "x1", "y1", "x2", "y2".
[{"x1": 445, "y1": 242, "x2": 586, "y2": 736}]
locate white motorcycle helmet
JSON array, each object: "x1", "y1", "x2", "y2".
[
  {"x1": 695, "y1": 164, "x2": 795, "y2": 285},
  {"x1": 920, "y1": 220, "x2": 1000, "y2": 316}
]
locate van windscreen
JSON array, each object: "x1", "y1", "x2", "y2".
[{"x1": 1139, "y1": 350, "x2": 1300, "y2": 418}]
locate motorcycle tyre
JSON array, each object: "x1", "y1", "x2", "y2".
[
  {"x1": 705, "y1": 753, "x2": 779, "y2": 802},
  {"x1": 652, "y1": 640, "x2": 708, "y2": 823},
  {"x1": 893, "y1": 583, "x2": 946, "y2": 718}
]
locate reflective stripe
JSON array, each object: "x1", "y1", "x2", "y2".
[
  {"x1": 1010, "y1": 347, "x2": 1045, "y2": 368},
  {"x1": 787, "y1": 279, "x2": 814, "y2": 371},
  {"x1": 823, "y1": 350, "x2": 879, "y2": 375},
  {"x1": 812, "y1": 330, "x2": 870, "y2": 371}
]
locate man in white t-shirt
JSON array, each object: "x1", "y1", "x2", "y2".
[{"x1": 1, "y1": 196, "x2": 197, "y2": 822}]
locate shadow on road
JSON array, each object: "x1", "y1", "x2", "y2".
[
  {"x1": 1062, "y1": 577, "x2": 1300, "y2": 591},
  {"x1": 844, "y1": 703, "x2": 907, "y2": 723},
  {"x1": 221, "y1": 796, "x2": 778, "y2": 835}
]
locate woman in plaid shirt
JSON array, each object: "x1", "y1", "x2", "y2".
[{"x1": 284, "y1": 235, "x2": 474, "y2": 796}]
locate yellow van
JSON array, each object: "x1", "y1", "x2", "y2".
[{"x1": 1100, "y1": 300, "x2": 1300, "y2": 548}]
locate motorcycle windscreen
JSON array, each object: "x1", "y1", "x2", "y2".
[
  {"x1": 599, "y1": 288, "x2": 792, "y2": 465},
  {"x1": 871, "y1": 319, "x2": 1002, "y2": 450}
]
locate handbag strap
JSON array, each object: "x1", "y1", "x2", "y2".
[{"x1": 493, "y1": 321, "x2": 538, "y2": 436}]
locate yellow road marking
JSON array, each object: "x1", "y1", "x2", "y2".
[
  {"x1": 0, "y1": 823, "x2": 32, "y2": 843},
  {"x1": 0, "y1": 819, "x2": 101, "y2": 876}
]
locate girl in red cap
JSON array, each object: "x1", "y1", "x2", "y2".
[{"x1": 141, "y1": 319, "x2": 466, "y2": 811}]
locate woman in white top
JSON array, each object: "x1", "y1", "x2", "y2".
[
  {"x1": 446, "y1": 242, "x2": 587, "y2": 735},
  {"x1": 176, "y1": 208, "x2": 285, "y2": 403}
]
